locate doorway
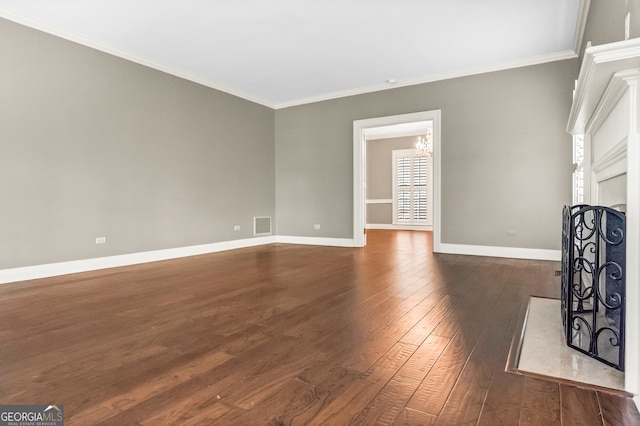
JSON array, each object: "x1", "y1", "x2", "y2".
[{"x1": 353, "y1": 110, "x2": 441, "y2": 250}]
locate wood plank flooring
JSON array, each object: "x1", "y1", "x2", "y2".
[{"x1": 1, "y1": 229, "x2": 639, "y2": 425}]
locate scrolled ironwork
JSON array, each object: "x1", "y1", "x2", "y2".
[{"x1": 561, "y1": 205, "x2": 625, "y2": 371}]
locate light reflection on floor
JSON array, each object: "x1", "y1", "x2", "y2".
[{"x1": 517, "y1": 297, "x2": 624, "y2": 391}]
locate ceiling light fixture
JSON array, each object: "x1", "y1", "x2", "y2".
[{"x1": 385, "y1": 79, "x2": 397, "y2": 85}]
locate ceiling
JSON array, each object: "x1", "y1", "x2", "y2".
[{"x1": 0, "y1": 0, "x2": 585, "y2": 109}]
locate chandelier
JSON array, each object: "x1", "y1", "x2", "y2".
[{"x1": 415, "y1": 129, "x2": 433, "y2": 157}]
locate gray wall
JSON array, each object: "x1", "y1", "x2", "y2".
[
  {"x1": 276, "y1": 60, "x2": 577, "y2": 249},
  {"x1": 367, "y1": 136, "x2": 417, "y2": 200},
  {"x1": 0, "y1": 18, "x2": 275, "y2": 269},
  {"x1": 366, "y1": 136, "x2": 417, "y2": 225},
  {"x1": 2, "y1": 12, "x2": 583, "y2": 269},
  {"x1": 367, "y1": 204, "x2": 392, "y2": 225},
  {"x1": 580, "y1": 0, "x2": 640, "y2": 59}
]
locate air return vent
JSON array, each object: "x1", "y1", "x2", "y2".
[{"x1": 254, "y1": 216, "x2": 272, "y2": 236}]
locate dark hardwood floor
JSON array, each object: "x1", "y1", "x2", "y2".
[{"x1": 1, "y1": 230, "x2": 639, "y2": 425}]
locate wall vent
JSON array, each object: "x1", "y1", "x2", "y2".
[{"x1": 254, "y1": 216, "x2": 272, "y2": 236}]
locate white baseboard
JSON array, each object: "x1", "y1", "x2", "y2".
[
  {"x1": 0, "y1": 235, "x2": 355, "y2": 285},
  {"x1": 275, "y1": 236, "x2": 355, "y2": 247},
  {"x1": 366, "y1": 224, "x2": 433, "y2": 231},
  {"x1": 0, "y1": 236, "x2": 278, "y2": 285},
  {"x1": 437, "y1": 243, "x2": 561, "y2": 261},
  {"x1": 0, "y1": 238, "x2": 559, "y2": 285}
]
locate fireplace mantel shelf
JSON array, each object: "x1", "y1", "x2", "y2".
[{"x1": 568, "y1": 37, "x2": 640, "y2": 135}]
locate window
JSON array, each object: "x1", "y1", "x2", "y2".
[{"x1": 392, "y1": 149, "x2": 432, "y2": 225}]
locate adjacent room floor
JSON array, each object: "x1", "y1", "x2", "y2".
[{"x1": 0, "y1": 230, "x2": 638, "y2": 425}]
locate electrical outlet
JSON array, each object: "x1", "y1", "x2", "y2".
[
  {"x1": 95, "y1": 237, "x2": 107, "y2": 244},
  {"x1": 506, "y1": 230, "x2": 517, "y2": 237},
  {"x1": 234, "y1": 225, "x2": 240, "y2": 231},
  {"x1": 314, "y1": 224, "x2": 321, "y2": 230}
]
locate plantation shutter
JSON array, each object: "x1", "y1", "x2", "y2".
[
  {"x1": 397, "y1": 157, "x2": 411, "y2": 220},
  {"x1": 413, "y1": 157, "x2": 428, "y2": 221},
  {"x1": 392, "y1": 149, "x2": 431, "y2": 225}
]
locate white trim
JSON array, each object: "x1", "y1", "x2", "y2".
[
  {"x1": 354, "y1": 122, "x2": 367, "y2": 247},
  {"x1": 277, "y1": 51, "x2": 576, "y2": 109},
  {"x1": 366, "y1": 224, "x2": 432, "y2": 231},
  {"x1": 0, "y1": 236, "x2": 277, "y2": 285},
  {"x1": 586, "y1": 70, "x2": 635, "y2": 134},
  {"x1": 592, "y1": 137, "x2": 628, "y2": 173},
  {"x1": 366, "y1": 199, "x2": 392, "y2": 204},
  {"x1": 438, "y1": 243, "x2": 561, "y2": 261},
  {"x1": 0, "y1": 235, "x2": 358, "y2": 285},
  {"x1": 570, "y1": 42, "x2": 640, "y2": 399},
  {"x1": 353, "y1": 110, "x2": 441, "y2": 251},
  {"x1": 0, "y1": 8, "x2": 275, "y2": 109},
  {"x1": 624, "y1": 75, "x2": 640, "y2": 398},
  {"x1": 275, "y1": 236, "x2": 354, "y2": 247},
  {"x1": 573, "y1": 0, "x2": 591, "y2": 55},
  {"x1": 0, "y1": 236, "x2": 559, "y2": 285},
  {"x1": 592, "y1": 137, "x2": 628, "y2": 182},
  {"x1": 568, "y1": 38, "x2": 640, "y2": 134},
  {"x1": 433, "y1": 112, "x2": 442, "y2": 253},
  {"x1": 583, "y1": 133, "x2": 593, "y2": 203}
]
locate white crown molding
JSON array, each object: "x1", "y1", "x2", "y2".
[
  {"x1": 574, "y1": 0, "x2": 591, "y2": 55},
  {"x1": 275, "y1": 50, "x2": 577, "y2": 109},
  {"x1": 438, "y1": 243, "x2": 561, "y2": 261},
  {"x1": 0, "y1": 8, "x2": 277, "y2": 109}
]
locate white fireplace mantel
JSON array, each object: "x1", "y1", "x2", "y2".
[
  {"x1": 567, "y1": 37, "x2": 640, "y2": 406},
  {"x1": 568, "y1": 38, "x2": 640, "y2": 135}
]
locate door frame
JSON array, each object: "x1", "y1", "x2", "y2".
[{"x1": 353, "y1": 110, "x2": 441, "y2": 249}]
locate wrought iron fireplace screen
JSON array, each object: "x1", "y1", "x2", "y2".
[{"x1": 561, "y1": 205, "x2": 626, "y2": 371}]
